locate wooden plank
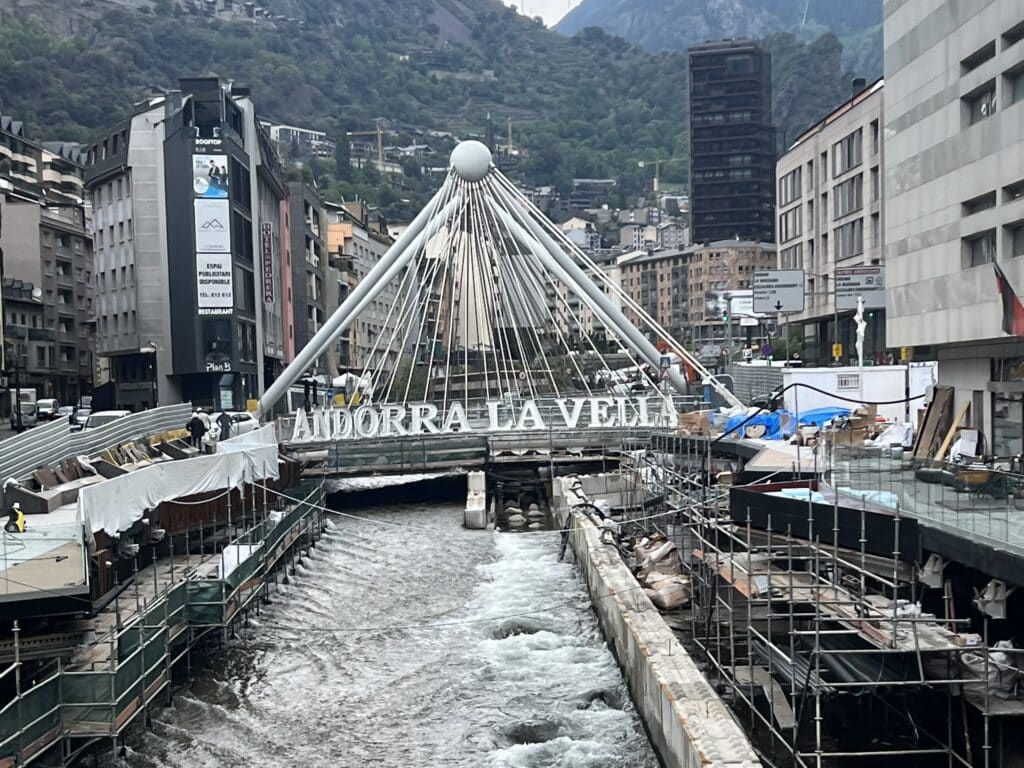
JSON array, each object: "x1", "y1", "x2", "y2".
[
  {"x1": 913, "y1": 386, "x2": 953, "y2": 459},
  {"x1": 933, "y1": 401, "x2": 970, "y2": 461},
  {"x1": 735, "y1": 666, "x2": 795, "y2": 729}
]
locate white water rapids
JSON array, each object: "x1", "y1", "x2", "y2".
[{"x1": 106, "y1": 501, "x2": 658, "y2": 767}]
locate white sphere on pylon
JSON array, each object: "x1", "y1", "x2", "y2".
[{"x1": 450, "y1": 140, "x2": 492, "y2": 182}]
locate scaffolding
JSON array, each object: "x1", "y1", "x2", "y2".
[
  {"x1": 623, "y1": 432, "x2": 1024, "y2": 768},
  {"x1": 0, "y1": 480, "x2": 326, "y2": 768}
]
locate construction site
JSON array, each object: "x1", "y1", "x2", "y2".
[{"x1": 556, "y1": 400, "x2": 1024, "y2": 768}]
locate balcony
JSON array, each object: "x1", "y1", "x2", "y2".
[
  {"x1": 5, "y1": 326, "x2": 28, "y2": 340},
  {"x1": 28, "y1": 328, "x2": 56, "y2": 342}
]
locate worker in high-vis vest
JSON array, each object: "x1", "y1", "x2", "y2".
[{"x1": 4, "y1": 502, "x2": 25, "y2": 533}]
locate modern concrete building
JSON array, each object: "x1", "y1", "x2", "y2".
[
  {"x1": 689, "y1": 40, "x2": 775, "y2": 244},
  {"x1": 84, "y1": 78, "x2": 290, "y2": 410},
  {"x1": 0, "y1": 113, "x2": 94, "y2": 409},
  {"x1": 776, "y1": 78, "x2": 886, "y2": 364},
  {"x1": 884, "y1": 0, "x2": 1024, "y2": 453}
]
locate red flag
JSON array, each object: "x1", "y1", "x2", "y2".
[{"x1": 994, "y1": 262, "x2": 1024, "y2": 335}]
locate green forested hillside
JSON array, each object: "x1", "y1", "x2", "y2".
[{"x1": 0, "y1": 0, "x2": 859, "y2": 215}]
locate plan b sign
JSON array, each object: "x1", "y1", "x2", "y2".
[
  {"x1": 753, "y1": 270, "x2": 805, "y2": 314},
  {"x1": 836, "y1": 266, "x2": 885, "y2": 311}
]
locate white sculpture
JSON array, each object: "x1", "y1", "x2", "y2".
[{"x1": 854, "y1": 295, "x2": 867, "y2": 369}]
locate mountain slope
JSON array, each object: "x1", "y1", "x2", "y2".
[
  {"x1": 0, "y1": 0, "x2": 857, "y2": 216},
  {"x1": 556, "y1": 0, "x2": 882, "y2": 77}
]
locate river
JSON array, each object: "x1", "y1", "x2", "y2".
[{"x1": 106, "y1": 499, "x2": 658, "y2": 768}]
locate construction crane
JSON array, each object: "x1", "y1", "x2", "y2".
[{"x1": 346, "y1": 118, "x2": 391, "y2": 165}]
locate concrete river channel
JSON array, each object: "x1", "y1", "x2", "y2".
[{"x1": 103, "y1": 489, "x2": 658, "y2": 767}]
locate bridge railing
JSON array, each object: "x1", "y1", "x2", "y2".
[{"x1": 324, "y1": 433, "x2": 490, "y2": 474}]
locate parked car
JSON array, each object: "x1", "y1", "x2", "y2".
[
  {"x1": 10, "y1": 402, "x2": 38, "y2": 431},
  {"x1": 58, "y1": 405, "x2": 75, "y2": 422},
  {"x1": 82, "y1": 410, "x2": 131, "y2": 430},
  {"x1": 211, "y1": 411, "x2": 260, "y2": 438},
  {"x1": 36, "y1": 398, "x2": 60, "y2": 421},
  {"x1": 70, "y1": 407, "x2": 92, "y2": 430}
]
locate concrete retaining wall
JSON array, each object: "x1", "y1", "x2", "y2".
[{"x1": 554, "y1": 477, "x2": 760, "y2": 768}]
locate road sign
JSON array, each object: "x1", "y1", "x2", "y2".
[
  {"x1": 753, "y1": 269, "x2": 805, "y2": 314},
  {"x1": 836, "y1": 266, "x2": 885, "y2": 311},
  {"x1": 659, "y1": 355, "x2": 671, "y2": 369}
]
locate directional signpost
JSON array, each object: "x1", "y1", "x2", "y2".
[
  {"x1": 835, "y1": 266, "x2": 885, "y2": 311},
  {"x1": 753, "y1": 269, "x2": 805, "y2": 314}
]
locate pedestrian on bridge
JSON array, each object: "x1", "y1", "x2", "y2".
[{"x1": 186, "y1": 410, "x2": 207, "y2": 449}]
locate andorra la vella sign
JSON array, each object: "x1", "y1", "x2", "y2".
[{"x1": 289, "y1": 396, "x2": 679, "y2": 443}]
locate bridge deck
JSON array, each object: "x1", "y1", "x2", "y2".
[{"x1": 284, "y1": 429, "x2": 641, "y2": 476}]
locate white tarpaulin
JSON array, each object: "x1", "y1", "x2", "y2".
[
  {"x1": 79, "y1": 424, "x2": 280, "y2": 535},
  {"x1": 80, "y1": 451, "x2": 248, "y2": 535},
  {"x1": 217, "y1": 424, "x2": 280, "y2": 479}
]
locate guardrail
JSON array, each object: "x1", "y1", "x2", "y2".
[{"x1": 0, "y1": 403, "x2": 193, "y2": 484}]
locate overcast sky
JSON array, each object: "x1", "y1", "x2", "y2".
[{"x1": 515, "y1": 0, "x2": 584, "y2": 26}]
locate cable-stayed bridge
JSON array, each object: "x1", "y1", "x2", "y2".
[{"x1": 263, "y1": 141, "x2": 735, "y2": 464}]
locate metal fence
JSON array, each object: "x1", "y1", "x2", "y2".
[
  {"x1": 725, "y1": 363, "x2": 783, "y2": 403},
  {"x1": 0, "y1": 403, "x2": 193, "y2": 483}
]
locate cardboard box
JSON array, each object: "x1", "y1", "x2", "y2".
[
  {"x1": 678, "y1": 410, "x2": 712, "y2": 436},
  {"x1": 953, "y1": 633, "x2": 982, "y2": 648}
]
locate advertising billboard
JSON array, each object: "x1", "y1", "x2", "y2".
[
  {"x1": 196, "y1": 252, "x2": 233, "y2": 315},
  {"x1": 192, "y1": 154, "x2": 230, "y2": 199},
  {"x1": 194, "y1": 199, "x2": 231, "y2": 253},
  {"x1": 704, "y1": 289, "x2": 761, "y2": 322}
]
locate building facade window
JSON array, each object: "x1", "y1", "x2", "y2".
[
  {"x1": 835, "y1": 219, "x2": 864, "y2": 260},
  {"x1": 967, "y1": 83, "x2": 997, "y2": 124},
  {"x1": 1009, "y1": 66, "x2": 1024, "y2": 105},
  {"x1": 963, "y1": 191, "x2": 997, "y2": 215},
  {"x1": 833, "y1": 174, "x2": 864, "y2": 219},
  {"x1": 832, "y1": 129, "x2": 862, "y2": 177},
  {"x1": 779, "y1": 208, "x2": 802, "y2": 243},
  {"x1": 780, "y1": 243, "x2": 802, "y2": 269},
  {"x1": 779, "y1": 168, "x2": 801, "y2": 206},
  {"x1": 1009, "y1": 222, "x2": 1024, "y2": 258},
  {"x1": 964, "y1": 229, "x2": 997, "y2": 267}
]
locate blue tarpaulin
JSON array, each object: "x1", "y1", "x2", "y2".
[
  {"x1": 796, "y1": 407, "x2": 851, "y2": 427},
  {"x1": 723, "y1": 410, "x2": 794, "y2": 440}
]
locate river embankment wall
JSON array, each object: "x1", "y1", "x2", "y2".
[{"x1": 553, "y1": 477, "x2": 761, "y2": 768}]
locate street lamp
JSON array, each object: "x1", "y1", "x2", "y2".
[{"x1": 140, "y1": 341, "x2": 158, "y2": 409}]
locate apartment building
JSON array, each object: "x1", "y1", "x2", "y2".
[
  {"x1": 687, "y1": 240, "x2": 776, "y2": 340},
  {"x1": 620, "y1": 248, "x2": 689, "y2": 341},
  {"x1": 776, "y1": 78, "x2": 886, "y2": 363},
  {"x1": 0, "y1": 114, "x2": 94, "y2": 408}
]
